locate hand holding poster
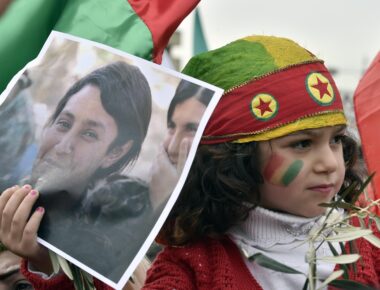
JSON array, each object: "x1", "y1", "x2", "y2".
[{"x1": 0, "y1": 31, "x2": 223, "y2": 290}]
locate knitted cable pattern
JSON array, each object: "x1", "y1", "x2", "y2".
[
  {"x1": 20, "y1": 218, "x2": 380, "y2": 290},
  {"x1": 144, "y1": 234, "x2": 380, "y2": 290},
  {"x1": 20, "y1": 259, "x2": 113, "y2": 290}
]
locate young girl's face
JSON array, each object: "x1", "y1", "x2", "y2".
[{"x1": 258, "y1": 125, "x2": 346, "y2": 218}]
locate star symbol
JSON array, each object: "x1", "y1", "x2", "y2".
[
  {"x1": 255, "y1": 98, "x2": 272, "y2": 116},
  {"x1": 312, "y1": 77, "x2": 331, "y2": 100}
]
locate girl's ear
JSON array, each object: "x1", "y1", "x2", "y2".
[{"x1": 101, "y1": 140, "x2": 133, "y2": 169}]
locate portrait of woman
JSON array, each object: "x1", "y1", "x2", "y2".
[{"x1": 149, "y1": 80, "x2": 214, "y2": 210}]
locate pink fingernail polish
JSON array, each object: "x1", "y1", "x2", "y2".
[
  {"x1": 30, "y1": 190, "x2": 37, "y2": 196},
  {"x1": 37, "y1": 207, "x2": 44, "y2": 213}
]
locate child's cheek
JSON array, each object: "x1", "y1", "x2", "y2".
[{"x1": 263, "y1": 153, "x2": 304, "y2": 186}]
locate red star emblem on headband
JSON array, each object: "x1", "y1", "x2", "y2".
[
  {"x1": 312, "y1": 77, "x2": 331, "y2": 100},
  {"x1": 255, "y1": 98, "x2": 273, "y2": 116}
]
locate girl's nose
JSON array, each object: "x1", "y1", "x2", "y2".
[{"x1": 314, "y1": 145, "x2": 339, "y2": 174}]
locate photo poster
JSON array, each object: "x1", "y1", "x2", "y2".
[{"x1": 0, "y1": 31, "x2": 223, "y2": 289}]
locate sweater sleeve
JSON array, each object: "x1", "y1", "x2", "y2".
[
  {"x1": 20, "y1": 259, "x2": 113, "y2": 290},
  {"x1": 142, "y1": 247, "x2": 196, "y2": 290}
]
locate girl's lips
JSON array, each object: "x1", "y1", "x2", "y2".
[{"x1": 308, "y1": 184, "x2": 334, "y2": 193}]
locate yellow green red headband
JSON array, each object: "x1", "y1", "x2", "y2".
[{"x1": 182, "y1": 35, "x2": 347, "y2": 144}]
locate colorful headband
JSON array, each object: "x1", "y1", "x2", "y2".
[{"x1": 182, "y1": 36, "x2": 347, "y2": 144}]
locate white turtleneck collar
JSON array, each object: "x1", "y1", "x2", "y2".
[
  {"x1": 229, "y1": 206, "x2": 342, "y2": 290},
  {"x1": 230, "y1": 206, "x2": 324, "y2": 249}
]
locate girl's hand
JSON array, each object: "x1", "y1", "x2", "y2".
[
  {"x1": 149, "y1": 138, "x2": 190, "y2": 210},
  {"x1": 0, "y1": 185, "x2": 51, "y2": 274}
]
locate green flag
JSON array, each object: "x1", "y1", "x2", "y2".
[
  {"x1": 0, "y1": 0, "x2": 200, "y2": 93},
  {"x1": 0, "y1": 0, "x2": 66, "y2": 93},
  {"x1": 193, "y1": 8, "x2": 208, "y2": 55}
]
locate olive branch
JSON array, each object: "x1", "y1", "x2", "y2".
[
  {"x1": 48, "y1": 251, "x2": 96, "y2": 290},
  {"x1": 250, "y1": 174, "x2": 380, "y2": 290}
]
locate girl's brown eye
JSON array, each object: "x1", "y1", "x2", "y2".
[
  {"x1": 290, "y1": 139, "x2": 311, "y2": 149},
  {"x1": 331, "y1": 135, "x2": 344, "y2": 144}
]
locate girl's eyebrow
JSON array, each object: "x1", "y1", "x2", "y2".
[{"x1": 287, "y1": 125, "x2": 347, "y2": 137}]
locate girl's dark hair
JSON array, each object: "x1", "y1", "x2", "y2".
[{"x1": 159, "y1": 134, "x2": 363, "y2": 246}]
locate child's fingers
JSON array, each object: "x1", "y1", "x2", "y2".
[
  {"x1": 1, "y1": 185, "x2": 31, "y2": 234},
  {"x1": 4, "y1": 206, "x2": 46, "y2": 260},
  {"x1": 0, "y1": 186, "x2": 19, "y2": 225},
  {"x1": 10, "y1": 189, "x2": 40, "y2": 242},
  {"x1": 21, "y1": 206, "x2": 45, "y2": 250}
]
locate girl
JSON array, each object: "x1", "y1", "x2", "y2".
[
  {"x1": 1, "y1": 35, "x2": 379, "y2": 289},
  {"x1": 144, "y1": 35, "x2": 380, "y2": 289}
]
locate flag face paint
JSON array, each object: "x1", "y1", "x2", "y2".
[
  {"x1": 263, "y1": 152, "x2": 303, "y2": 186},
  {"x1": 281, "y1": 160, "x2": 303, "y2": 186}
]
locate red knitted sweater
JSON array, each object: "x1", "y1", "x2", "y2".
[{"x1": 21, "y1": 234, "x2": 380, "y2": 290}]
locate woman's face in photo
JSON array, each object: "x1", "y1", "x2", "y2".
[
  {"x1": 164, "y1": 98, "x2": 206, "y2": 165},
  {"x1": 31, "y1": 85, "x2": 119, "y2": 195}
]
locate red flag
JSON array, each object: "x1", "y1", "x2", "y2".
[
  {"x1": 354, "y1": 52, "x2": 380, "y2": 202},
  {"x1": 128, "y1": 0, "x2": 200, "y2": 63}
]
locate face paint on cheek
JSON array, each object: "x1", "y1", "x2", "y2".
[
  {"x1": 281, "y1": 160, "x2": 303, "y2": 186},
  {"x1": 262, "y1": 152, "x2": 303, "y2": 186},
  {"x1": 263, "y1": 153, "x2": 285, "y2": 182}
]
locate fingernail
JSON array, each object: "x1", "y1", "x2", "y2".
[
  {"x1": 30, "y1": 190, "x2": 37, "y2": 196},
  {"x1": 37, "y1": 207, "x2": 44, "y2": 213},
  {"x1": 23, "y1": 184, "x2": 31, "y2": 190}
]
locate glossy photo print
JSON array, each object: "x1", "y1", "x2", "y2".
[{"x1": 0, "y1": 31, "x2": 223, "y2": 289}]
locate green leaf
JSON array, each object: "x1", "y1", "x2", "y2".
[
  {"x1": 302, "y1": 278, "x2": 309, "y2": 290},
  {"x1": 68, "y1": 264, "x2": 95, "y2": 290},
  {"x1": 249, "y1": 253, "x2": 303, "y2": 274},
  {"x1": 348, "y1": 241, "x2": 357, "y2": 273},
  {"x1": 326, "y1": 229, "x2": 372, "y2": 242},
  {"x1": 57, "y1": 255, "x2": 73, "y2": 280},
  {"x1": 71, "y1": 266, "x2": 84, "y2": 290},
  {"x1": 327, "y1": 242, "x2": 349, "y2": 279},
  {"x1": 373, "y1": 216, "x2": 380, "y2": 232},
  {"x1": 358, "y1": 217, "x2": 366, "y2": 228},
  {"x1": 327, "y1": 241, "x2": 339, "y2": 256},
  {"x1": 339, "y1": 242, "x2": 346, "y2": 254},
  {"x1": 81, "y1": 270, "x2": 95, "y2": 290},
  {"x1": 329, "y1": 279, "x2": 375, "y2": 290},
  {"x1": 318, "y1": 254, "x2": 360, "y2": 264},
  {"x1": 334, "y1": 226, "x2": 362, "y2": 233},
  {"x1": 340, "y1": 181, "x2": 360, "y2": 202},
  {"x1": 317, "y1": 270, "x2": 344, "y2": 289},
  {"x1": 363, "y1": 234, "x2": 380, "y2": 248},
  {"x1": 319, "y1": 201, "x2": 360, "y2": 211},
  {"x1": 48, "y1": 250, "x2": 60, "y2": 274}
]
